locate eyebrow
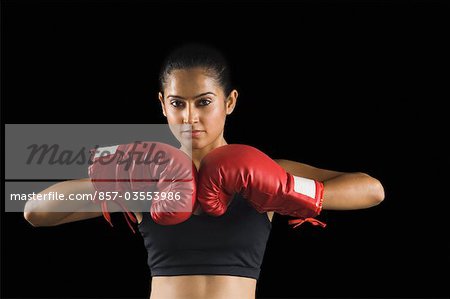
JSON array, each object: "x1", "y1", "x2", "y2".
[{"x1": 167, "y1": 92, "x2": 216, "y2": 99}]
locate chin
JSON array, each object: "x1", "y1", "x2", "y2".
[
  {"x1": 194, "y1": 137, "x2": 220, "y2": 151},
  {"x1": 191, "y1": 140, "x2": 206, "y2": 150},
  {"x1": 179, "y1": 138, "x2": 204, "y2": 150}
]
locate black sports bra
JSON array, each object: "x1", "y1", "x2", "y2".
[{"x1": 138, "y1": 193, "x2": 272, "y2": 280}]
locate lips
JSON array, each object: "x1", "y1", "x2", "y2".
[
  {"x1": 181, "y1": 129, "x2": 205, "y2": 138},
  {"x1": 181, "y1": 129, "x2": 205, "y2": 133},
  {"x1": 181, "y1": 130, "x2": 206, "y2": 136}
]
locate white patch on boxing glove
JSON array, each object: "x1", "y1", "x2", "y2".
[
  {"x1": 293, "y1": 176, "x2": 316, "y2": 198},
  {"x1": 94, "y1": 145, "x2": 119, "y2": 158}
]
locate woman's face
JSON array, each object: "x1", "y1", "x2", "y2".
[{"x1": 159, "y1": 67, "x2": 237, "y2": 150}]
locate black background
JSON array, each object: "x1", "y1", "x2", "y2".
[{"x1": 2, "y1": 0, "x2": 449, "y2": 298}]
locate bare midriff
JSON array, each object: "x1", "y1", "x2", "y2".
[{"x1": 149, "y1": 275, "x2": 257, "y2": 299}]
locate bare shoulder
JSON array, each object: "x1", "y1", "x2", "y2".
[{"x1": 274, "y1": 158, "x2": 343, "y2": 181}]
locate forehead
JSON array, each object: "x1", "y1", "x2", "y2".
[{"x1": 164, "y1": 68, "x2": 221, "y2": 97}]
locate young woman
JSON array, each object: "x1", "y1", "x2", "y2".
[{"x1": 24, "y1": 43, "x2": 385, "y2": 299}]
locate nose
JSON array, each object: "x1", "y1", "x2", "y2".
[{"x1": 182, "y1": 103, "x2": 199, "y2": 124}]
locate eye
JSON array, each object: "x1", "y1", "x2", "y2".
[
  {"x1": 170, "y1": 100, "x2": 185, "y2": 108},
  {"x1": 198, "y1": 98, "x2": 211, "y2": 106}
]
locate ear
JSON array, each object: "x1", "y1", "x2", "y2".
[
  {"x1": 225, "y1": 89, "x2": 238, "y2": 115},
  {"x1": 158, "y1": 92, "x2": 167, "y2": 117}
]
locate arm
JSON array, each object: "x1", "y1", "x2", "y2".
[
  {"x1": 275, "y1": 159, "x2": 385, "y2": 210},
  {"x1": 23, "y1": 178, "x2": 103, "y2": 227}
]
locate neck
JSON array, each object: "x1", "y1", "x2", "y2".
[{"x1": 181, "y1": 134, "x2": 228, "y2": 169}]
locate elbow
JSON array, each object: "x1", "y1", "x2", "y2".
[
  {"x1": 23, "y1": 198, "x2": 57, "y2": 227},
  {"x1": 357, "y1": 172, "x2": 385, "y2": 207},
  {"x1": 24, "y1": 211, "x2": 41, "y2": 227},
  {"x1": 372, "y1": 180, "x2": 385, "y2": 206},
  {"x1": 374, "y1": 178, "x2": 385, "y2": 205},
  {"x1": 23, "y1": 202, "x2": 41, "y2": 227},
  {"x1": 24, "y1": 211, "x2": 45, "y2": 227},
  {"x1": 23, "y1": 211, "x2": 54, "y2": 227}
]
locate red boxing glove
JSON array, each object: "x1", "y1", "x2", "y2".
[
  {"x1": 197, "y1": 144, "x2": 325, "y2": 228},
  {"x1": 88, "y1": 141, "x2": 197, "y2": 233}
]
